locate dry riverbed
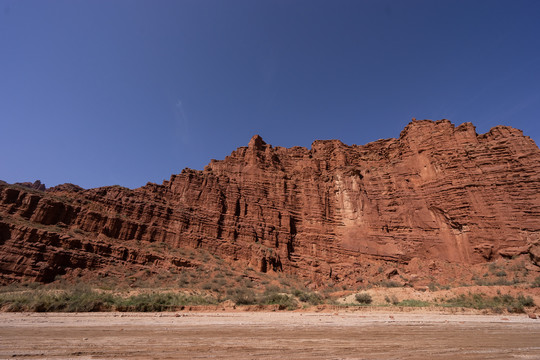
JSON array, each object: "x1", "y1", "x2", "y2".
[{"x1": 1, "y1": 312, "x2": 539, "y2": 359}]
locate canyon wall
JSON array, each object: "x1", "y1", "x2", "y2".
[{"x1": 1, "y1": 119, "x2": 539, "y2": 284}]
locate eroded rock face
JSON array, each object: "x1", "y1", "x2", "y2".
[
  {"x1": 14, "y1": 180, "x2": 46, "y2": 191},
  {"x1": 1, "y1": 119, "x2": 539, "y2": 284}
]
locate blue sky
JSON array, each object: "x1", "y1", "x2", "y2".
[{"x1": 1, "y1": 0, "x2": 539, "y2": 189}]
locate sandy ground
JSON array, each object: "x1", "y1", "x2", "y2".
[{"x1": 1, "y1": 312, "x2": 539, "y2": 359}]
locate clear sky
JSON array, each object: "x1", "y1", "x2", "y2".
[{"x1": 1, "y1": 0, "x2": 539, "y2": 189}]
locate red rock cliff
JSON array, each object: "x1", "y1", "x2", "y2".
[{"x1": 1, "y1": 119, "x2": 539, "y2": 284}]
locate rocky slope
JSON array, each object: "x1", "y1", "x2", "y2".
[{"x1": 1, "y1": 119, "x2": 539, "y2": 286}]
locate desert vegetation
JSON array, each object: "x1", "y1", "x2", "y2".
[
  {"x1": 354, "y1": 292, "x2": 373, "y2": 304},
  {"x1": 0, "y1": 246, "x2": 538, "y2": 314},
  {"x1": 0, "y1": 279, "x2": 536, "y2": 314},
  {"x1": 442, "y1": 293, "x2": 535, "y2": 314}
]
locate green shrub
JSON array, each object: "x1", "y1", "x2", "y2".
[
  {"x1": 114, "y1": 292, "x2": 216, "y2": 312},
  {"x1": 0, "y1": 285, "x2": 114, "y2": 312},
  {"x1": 380, "y1": 281, "x2": 402, "y2": 288},
  {"x1": 0, "y1": 287, "x2": 217, "y2": 312},
  {"x1": 398, "y1": 299, "x2": 430, "y2": 307},
  {"x1": 517, "y1": 294, "x2": 535, "y2": 307},
  {"x1": 443, "y1": 293, "x2": 535, "y2": 313},
  {"x1": 296, "y1": 291, "x2": 324, "y2": 305},
  {"x1": 428, "y1": 283, "x2": 439, "y2": 291},
  {"x1": 355, "y1": 292, "x2": 372, "y2": 304},
  {"x1": 261, "y1": 293, "x2": 297, "y2": 309},
  {"x1": 117, "y1": 293, "x2": 176, "y2": 312},
  {"x1": 227, "y1": 288, "x2": 256, "y2": 305},
  {"x1": 474, "y1": 277, "x2": 520, "y2": 286}
]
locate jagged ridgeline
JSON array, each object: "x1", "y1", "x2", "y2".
[{"x1": 1, "y1": 119, "x2": 539, "y2": 286}]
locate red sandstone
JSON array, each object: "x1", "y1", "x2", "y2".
[{"x1": 1, "y1": 119, "x2": 539, "y2": 285}]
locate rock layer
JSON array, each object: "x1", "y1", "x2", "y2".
[{"x1": 1, "y1": 119, "x2": 539, "y2": 284}]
